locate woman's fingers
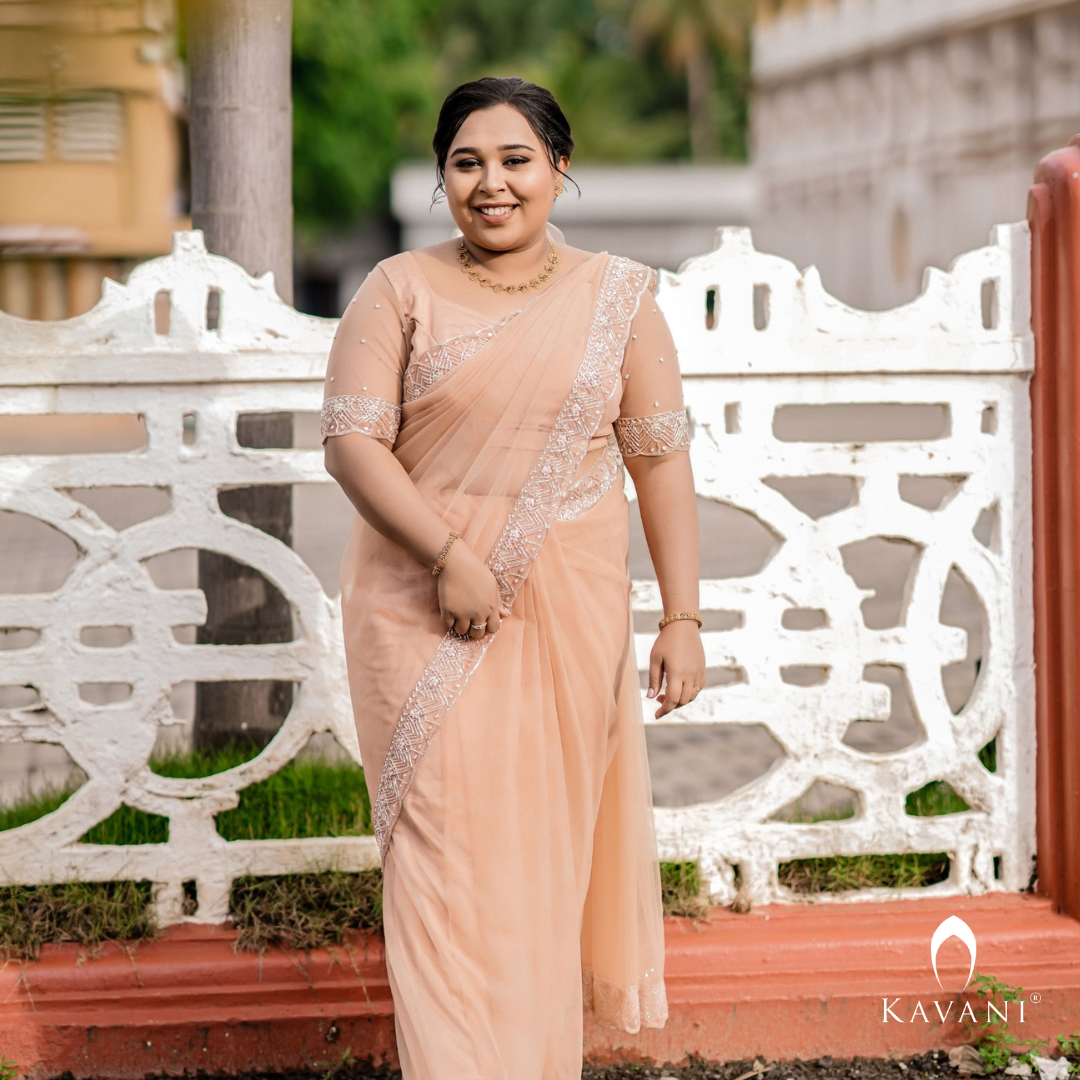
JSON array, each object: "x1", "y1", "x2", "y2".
[
  {"x1": 647, "y1": 656, "x2": 663, "y2": 700},
  {"x1": 486, "y1": 611, "x2": 501, "y2": 636},
  {"x1": 654, "y1": 673, "x2": 703, "y2": 717}
]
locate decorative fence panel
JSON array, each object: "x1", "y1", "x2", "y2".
[{"x1": 0, "y1": 225, "x2": 1035, "y2": 923}]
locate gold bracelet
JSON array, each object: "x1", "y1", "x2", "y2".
[
  {"x1": 658, "y1": 611, "x2": 703, "y2": 631},
  {"x1": 431, "y1": 532, "x2": 460, "y2": 577}
]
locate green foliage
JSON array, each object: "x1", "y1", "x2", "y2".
[
  {"x1": 289, "y1": 0, "x2": 749, "y2": 234},
  {"x1": 1057, "y1": 1032, "x2": 1080, "y2": 1057},
  {"x1": 0, "y1": 880, "x2": 157, "y2": 960},
  {"x1": 292, "y1": 0, "x2": 443, "y2": 233},
  {"x1": 0, "y1": 1058, "x2": 16, "y2": 1080},
  {"x1": 979, "y1": 736, "x2": 998, "y2": 773},
  {"x1": 969, "y1": 973, "x2": 1047, "y2": 1073},
  {"x1": 905, "y1": 780, "x2": 971, "y2": 817},
  {"x1": 659, "y1": 859, "x2": 706, "y2": 918}
]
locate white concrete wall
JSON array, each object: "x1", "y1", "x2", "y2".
[
  {"x1": 392, "y1": 162, "x2": 758, "y2": 274},
  {"x1": 751, "y1": 0, "x2": 1080, "y2": 309},
  {"x1": 0, "y1": 223, "x2": 1035, "y2": 917}
]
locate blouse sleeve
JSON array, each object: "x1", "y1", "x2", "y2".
[
  {"x1": 321, "y1": 266, "x2": 409, "y2": 445},
  {"x1": 614, "y1": 286, "x2": 690, "y2": 458}
]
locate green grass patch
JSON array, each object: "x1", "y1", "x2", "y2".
[
  {"x1": 231, "y1": 870, "x2": 383, "y2": 953},
  {"x1": 81, "y1": 806, "x2": 169, "y2": 844},
  {"x1": 0, "y1": 880, "x2": 157, "y2": 960},
  {"x1": 1, "y1": 751, "x2": 965, "y2": 949},
  {"x1": 0, "y1": 783, "x2": 78, "y2": 832},
  {"x1": 905, "y1": 780, "x2": 970, "y2": 817},
  {"x1": 778, "y1": 851, "x2": 951, "y2": 893},
  {"x1": 659, "y1": 860, "x2": 707, "y2": 918}
]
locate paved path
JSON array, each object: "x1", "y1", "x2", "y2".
[{"x1": 0, "y1": 411, "x2": 982, "y2": 813}]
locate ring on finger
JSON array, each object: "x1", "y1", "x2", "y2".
[{"x1": 469, "y1": 622, "x2": 485, "y2": 631}]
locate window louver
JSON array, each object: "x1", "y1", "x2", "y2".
[
  {"x1": 55, "y1": 93, "x2": 123, "y2": 161},
  {"x1": 0, "y1": 95, "x2": 47, "y2": 162},
  {"x1": 0, "y1": 91, "x2": 124, "y2": 163}
]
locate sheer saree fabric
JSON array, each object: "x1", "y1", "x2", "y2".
[{"x1": 324, "y1": 250, "x2": 685, "y2": 1080}]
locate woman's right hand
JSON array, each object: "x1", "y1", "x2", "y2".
[{"x1": 437, "y1": 539, "x2": 508, "y2": 640}]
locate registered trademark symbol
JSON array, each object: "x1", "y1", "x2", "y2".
[{"x1": 1030, "y1": 992, "x2": 1042, "y2": 1004}]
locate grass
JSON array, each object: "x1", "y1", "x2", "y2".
[
  {"x1": 0, "y1": 742, "x2": 997, "y2": 950},
  {"x1": 777, "y1": 852, "x2": 951, "y2": 893},
  {"x1": 231, "y1": 869, "x2": 383, "y2": 952},
  {"x1": 660, "y1": 860, "x2": 708, "y2": 918},
  {"x1": 0, "y1": 880, "x2": 156, "y2": 960}
]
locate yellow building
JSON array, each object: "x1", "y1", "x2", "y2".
[{"x1": 0, "y1": 0, "x2": 186, "y2": 318}]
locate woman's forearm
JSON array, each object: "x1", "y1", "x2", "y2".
[
  {"x1": 324, "y1": 434, "x2": 453, "y2": 568},
  {"x1": 625, "y1": 453, "x2": 700, "y2": 613}
]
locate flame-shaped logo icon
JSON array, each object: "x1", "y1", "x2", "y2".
[{"x1": 930, "y1": 915, "x2": 977, "y2": 990}]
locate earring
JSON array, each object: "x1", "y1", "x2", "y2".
[{"x1": 555, "y1": 182, "x2": 564, "y2": 197}]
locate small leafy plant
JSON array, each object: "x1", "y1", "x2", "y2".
[
  {"x1": 1, "y1": 1057, "x2": 18, "y2": 1080},
  {"x1": 969, "y1": 973, "x2": 1047, "y2": 1073}
]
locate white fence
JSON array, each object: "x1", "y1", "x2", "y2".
[{"x1": 0, "y1": 225, "x2": 1035, "y2": 922}]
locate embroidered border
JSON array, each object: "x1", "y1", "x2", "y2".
[
  {"x1": 321, "y1": 394, "x2": 401, "y2": 443},
  {"x1": 582, "y1": 965, "x2": 668, "y2": 1034},
  {"x1": 614, "y1": 408, "x2": 690, "y2": 457},
  {"x1": 372, "y1": 256, "x2": 654, "y2": 859},
  {"x1": 402, "y1": 314, "x2": 520, "y2": 402},
  {"x1": 556, "y1": 436, "x2": 623, "y2": 522}
]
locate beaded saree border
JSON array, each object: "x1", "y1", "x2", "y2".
[{"x1": 372, "y1": 255, "x2": 654, "y2": 859}]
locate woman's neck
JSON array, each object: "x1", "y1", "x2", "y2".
[{"x1": 461, "y1": 230, "x2": 552, "y2": 286}]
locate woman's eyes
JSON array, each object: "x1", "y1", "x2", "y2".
[{"x1": 454, "y1": 156, "x2": 531, "y2": 169}]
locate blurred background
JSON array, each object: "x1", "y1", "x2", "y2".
[
  {"x1": 1, "y1": 0, "x2": 1077, "y2": 810},
  {"x1": 3, "y1": 0, "x2": 1080, "y2": 319}
]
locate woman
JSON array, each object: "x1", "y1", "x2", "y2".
[{"x1": 322, "y1": 77, "x2": 704, "y2": 1080}]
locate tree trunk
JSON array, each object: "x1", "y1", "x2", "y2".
[
  {"x1": 185, "y1": 0, "x2": 294, "y2": 303},
  {"x1": 184, "y1": 0, "x2": 295, "y2": 751}
]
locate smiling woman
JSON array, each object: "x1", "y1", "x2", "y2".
[{"x1": 320, "y1": 76, "x2": 703, "y2": 1080}]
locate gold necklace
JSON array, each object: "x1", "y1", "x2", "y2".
[{"x1": 457, "y1": 239, "x2": 560, "y2": 294}]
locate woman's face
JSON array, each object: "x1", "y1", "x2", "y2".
[{"x1": 444, "y1": 103, "x2": 568, "y2": 253}]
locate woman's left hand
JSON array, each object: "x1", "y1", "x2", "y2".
[{"x1": 647, "y1": 621, "x2": 707, "y2": 719}]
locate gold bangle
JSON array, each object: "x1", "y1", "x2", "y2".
[
  {"x1": 431, "y1": 532, "x2": 460, "y2": 576},
  {"x1": 658, "y1": 611, "x2": 702, "y2": 631}
]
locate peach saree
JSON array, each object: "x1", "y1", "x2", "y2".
[{"x1": 322, "y1": 251, "x2": 677, "y2": 1080}]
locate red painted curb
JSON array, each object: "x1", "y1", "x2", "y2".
[{"x1": 2, "y1": 895, "x2": 1078, "y2": 1077}]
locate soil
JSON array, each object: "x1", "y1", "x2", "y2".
[{"x1": 108, "y1": 1050, "x2": 960, "y2": 1080}]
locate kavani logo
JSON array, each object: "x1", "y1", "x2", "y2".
[
  {"x1": 881, "y1": 915, "x2": 1030, "y2": 1024},
  {"x1": 931, "y1": 915, "x2": 977, "y2": 990}
]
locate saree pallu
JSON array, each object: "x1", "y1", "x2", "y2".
[{"x1": 339, "y1": 254, "x2": 668, "y2": 1080}]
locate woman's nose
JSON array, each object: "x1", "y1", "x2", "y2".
[{"x1": 479, "y1": 166, "x2": 506, "y2": 193}]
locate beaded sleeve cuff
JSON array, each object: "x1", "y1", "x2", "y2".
[
  {"x1": 614, "y1": 408, "x2": 690, "y2": 457},
  {"x1": 321, "y1": 394, "x2": 402, "y2": 444}
]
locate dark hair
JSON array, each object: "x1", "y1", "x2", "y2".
[{"x1": 431, "y1": 76, "x2": 577, "y2": 200}]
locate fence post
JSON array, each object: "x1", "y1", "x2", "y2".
[{"x1": 1028, "y1": 135, "x2": 1080, "y2": 921}]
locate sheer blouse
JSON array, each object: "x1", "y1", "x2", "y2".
[{"x1": 322, "y1": 251, "x2": 689, "y2": 459}]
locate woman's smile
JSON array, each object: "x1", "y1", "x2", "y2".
[{"x1": 474, "y1": 202, "x2": 519, "y2": 220}]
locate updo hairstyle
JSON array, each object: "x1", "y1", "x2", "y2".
[{"x1": 431, "y1": 76, "x2": 577, "y2": 201}]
